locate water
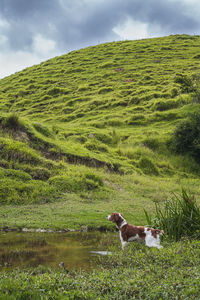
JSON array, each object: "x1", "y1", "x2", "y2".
[{"x1": 0, "y1": 231, "x2": 117, "y2": 271}]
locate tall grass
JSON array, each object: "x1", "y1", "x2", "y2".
[{"x1": 145, "y1": 189, "x2": 200, "y2": 241}]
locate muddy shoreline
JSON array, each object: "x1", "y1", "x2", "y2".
[{"x1": 0, "y1": 225, "x2": 113, "y2": 233}]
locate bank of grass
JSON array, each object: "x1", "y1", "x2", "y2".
[
  {"x1": 0, "y1": 35, "x2": 200, "y2": 229},
  {"x1": 1, "y1": 35, "x2": 200, "y2": 207},
  {"x1": 1, "y1": 172, "x2": 200, "y2": 230},
  {"x1": 0, "y1": 239, "x2": 199, "y2": 299}
]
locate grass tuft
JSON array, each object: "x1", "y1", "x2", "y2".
[{"x1": 145, "y1": 189, "x2": 200, "y2": 241}]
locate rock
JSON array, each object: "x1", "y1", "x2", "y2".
[{"x1": 59, "y1": 262, "x2": 65, "y2": 268}]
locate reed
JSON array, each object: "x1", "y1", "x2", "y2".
[{"x1": 145, "y1": 189, "x2": 200, "y2": 241}]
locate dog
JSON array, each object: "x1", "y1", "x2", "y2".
[{"x1": 107, "y1": 212, "x2": 163, "y2": 250}]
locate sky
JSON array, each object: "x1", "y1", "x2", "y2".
[{"x1": 0, "y1": 0, "x2": 200, "y2": 78}]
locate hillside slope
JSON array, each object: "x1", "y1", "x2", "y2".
[{"x1": 0, "y1": 34, "x2": 200, "y2": 211}]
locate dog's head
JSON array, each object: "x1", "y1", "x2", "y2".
[{"x1": 106, "y1": 212, "x2": 125, "y2": 226}]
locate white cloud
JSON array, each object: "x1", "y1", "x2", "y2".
[
  {"x1": 0, "y1": 18, "x2": 10, "y2": 29},
  {"x1": 0, "y1": 51, "x2": 44, "y2": 79},
  {"x1": 0, "y1": 35, "x2": 8, "y2": 47},
  {"x1": 113, "y1": 18, "x2": 150, "y2": 40},
  {"x1": 33, "y1": 34, "x2": 56, "y2": 56},
  {"x1": 0, "y1": 33, "x2": 60, "y2": 78}
]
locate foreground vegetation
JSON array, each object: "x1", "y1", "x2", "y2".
[{"x1": 0, "y1": 239, "x2": 199, "y2": 299}]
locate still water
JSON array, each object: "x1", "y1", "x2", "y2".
[{"x1": 0, "y1": 231, "x2": 117, "y2": 271}]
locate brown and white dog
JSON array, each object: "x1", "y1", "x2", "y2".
[{"x1": 107, "y1": 212, "x2": 163, "y2": 250}]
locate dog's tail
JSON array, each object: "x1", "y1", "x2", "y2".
[{"x1": 155, "y1": 229, "x2": 164, "y2": 236}]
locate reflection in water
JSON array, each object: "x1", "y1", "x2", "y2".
[{"x1": 0, "y1": 231, "x2": 117, "y2": 271}]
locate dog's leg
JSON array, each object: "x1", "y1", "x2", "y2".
[
  {"x1": 121, "y1": 241, "x2": 127, "y2": 250},
  {"x1": 119, "y1": 231, "x2": 127, "y2": 250},
  {"x1": 145, "y1": 235, "x2": 163, "y2": 249}
]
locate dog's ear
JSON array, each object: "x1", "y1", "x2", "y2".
[
  {"x1": 110, "y1": 212, "x2": 119, "y2": 222},
  {"x1": 120, "y1": 213, "x2": 124, "y2": 219}
]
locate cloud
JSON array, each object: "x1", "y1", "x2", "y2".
[
  {"x1": 113, "y1": 18, "x2": 150, "y2": 40},
  {"x1": 33, "y1": 34, "x2": 56, "y2": 57},
  {"x1": 0, "y1": 0, "x2": 200, "y2": 78},
  {"x1": 0, "y1": 51, "x2": 43, "y2": 78}
]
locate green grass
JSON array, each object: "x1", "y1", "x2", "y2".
[
  {"x1": 0, "y1": 239, "x2": 199, "y2": 299},
  {"x1": 0, "y1": 34, "x2": 200, "y2": 300},
  {"x1": 0, "y1": 173, "x2": 199, "y2": 230},
  {"x1": 0, "y1": 34, "x2": 200, "y2": 229}
]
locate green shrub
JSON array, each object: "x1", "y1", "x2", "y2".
[
  {"x1": 49, "y1": 171, "x2": 103, "y2": 193},
  {"x1": 85, "y1": 140, "x2": 108, "y2": 152},
  {"x1": 174, "y1": 74, "x2": 194, "y2": 93},
  {"x1": 145, "y1": 189, "x2": 200, "y2": 240},
  {"x1": 2, "y1": 113, "x2": 23, "y2": 131},
  {"x1": 142, "y1": 137, "x2": 161, "y2": 151},
  {"x1": 95, "y1": 133, "x2": 112, "y2": 145},
  {"x1": 172, "y1": 110, "x2": 200, "y2": 162},
  {"x1": 138, "y1": 156, "x2": 159, "y2": 175}
]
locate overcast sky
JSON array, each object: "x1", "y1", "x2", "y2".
[{"x1": 0, "y1": 0, "x2": 200, "y2": 78}]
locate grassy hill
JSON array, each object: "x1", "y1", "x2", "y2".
[{"x1": 0, "y1": 34, "x2": 200, "y2": 230}]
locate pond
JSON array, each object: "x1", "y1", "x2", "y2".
[{"x1": 0, "y1": 231, "x2": 117, "y2": 271}]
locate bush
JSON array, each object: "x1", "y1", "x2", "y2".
[
  {"x1": 138, "y1": 156, "x2": 159, "y2": 175},
  {"x1": 172, "y1": 110, "x2": 200, "y2": 162},
  {"x1": 145, "y1": 189, "x2": 200, "y2": 241},
  {"x1": 49, "y1": 171, "x2": 103, "y2": 193},
  {"x1": 95, "y1": 133, "x2": 112, "y2": 145},
  {"x1": 174, "y1": 74, "x2": 194, "y2": 93},
  {"x1": 2, "y1": 113, "x2": 23, "y2": 131},
  {"x1": 143, "y1": 137, "x2": 161, "y2": 151},
  {"x1": 85, "y1": 140, "x2": 108, "y2": 152},
  {"x1": 174, "y1": 73, "x2": 200, "y2": 98}
]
